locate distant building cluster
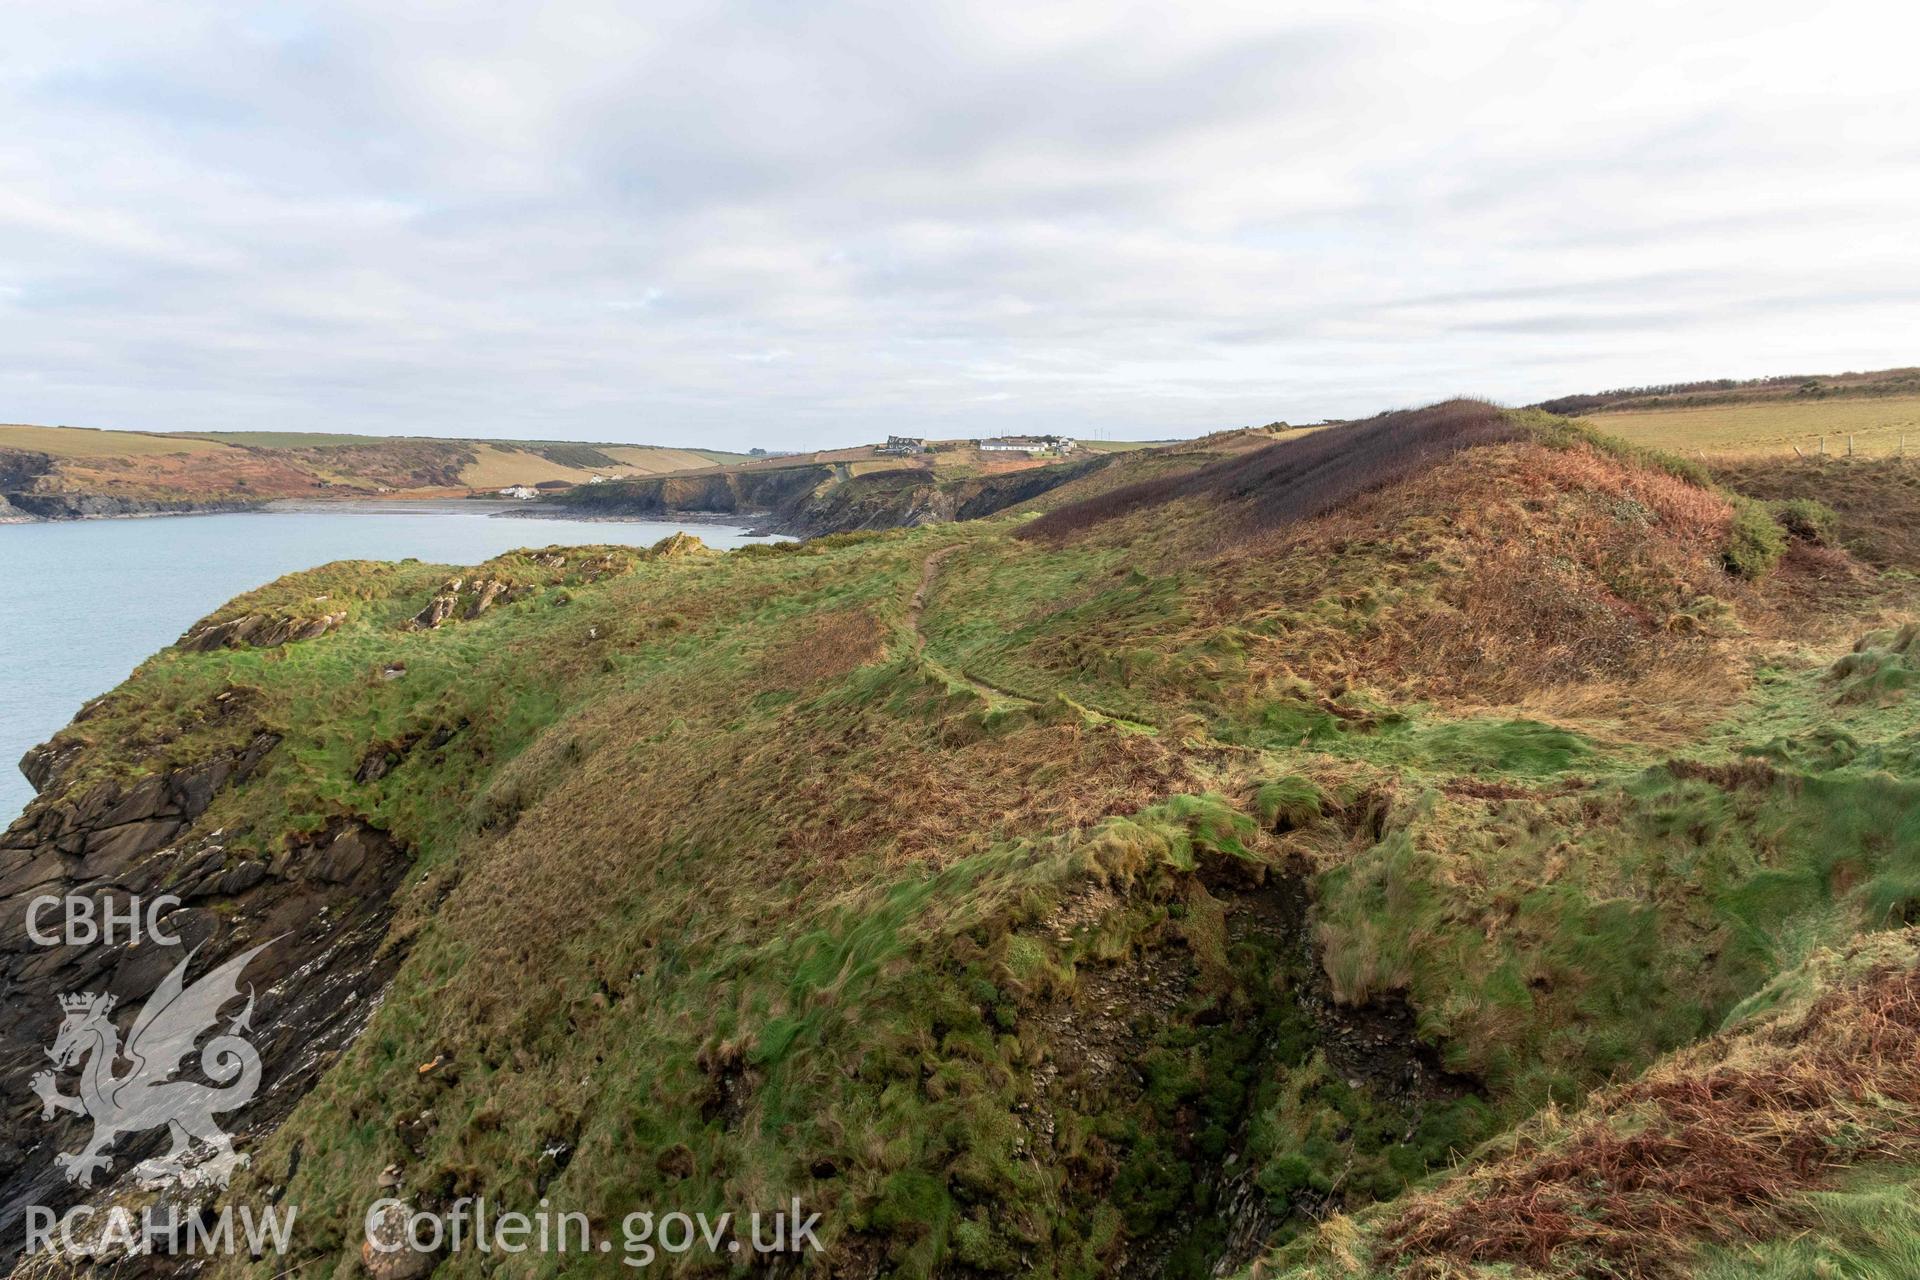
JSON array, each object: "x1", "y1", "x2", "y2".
[
  {"x1": 874, "y1": 434, "x2": 1076, "y2": 458},
  {"x1": 497, "y1": 485, "x2": 539, "y2": 500},
  {"x1": 974, "y1": 435, "x2": 1075, "y2": 456}
]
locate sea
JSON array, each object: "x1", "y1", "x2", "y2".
[{"x1": 0, "y1": 502, "x2": 772, "y2": 823}]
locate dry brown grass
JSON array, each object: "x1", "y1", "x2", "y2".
[
  {"x1": 1379, "y1": 944, "x2": 1920, "y2": 1278},
  {"x1": 972, "y1": 425, "x2": 1885, "y2": 753},
  {"x1": 1350, "y1": 442, "x2": 1748, "y2": 699},
  {"x1": 1182, "y1": 440, "x2": 1752, "y2": 706},
  {"x1": 974, "y1": 431, "x2": 1804, "y2": 736},
  {"x1": 1466, "y1": 646, "x2": 1750, "y2": 749},
  {"x1": 755, "y1": 607, "x2": 886, "y2": 687}
]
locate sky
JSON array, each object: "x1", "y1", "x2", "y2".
[{"x1": 2, "y1": 1, "x2": 1916, "y2": 452}]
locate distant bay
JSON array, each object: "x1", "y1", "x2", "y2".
[{"x1": 0, "y1": 503, "x2": 775, "y2": 823}]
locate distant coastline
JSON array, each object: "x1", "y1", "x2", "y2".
[
  {"x1": 0, "y1": 493, "x2": 793, "y2": 536},
  {"x1": 499, "y1": 503, "x2": 786, "y2": 536},
  {"x1": 0, "y1": 494, "x2": 264, "y2": 523}
]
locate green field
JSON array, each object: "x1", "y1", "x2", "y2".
[{"x1": 176, "y1": 430, "x2": 395, "y2": 448}]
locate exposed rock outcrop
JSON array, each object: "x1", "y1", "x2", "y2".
[
  {"x1": 404, "y1": 549, "x2": 643, "y2": 630},
  {"x1": 407, "y1": 576, "x2": 528, "y2": 629},
  {"x1": 178, "y1": 609, "x2": 349, "y2": 652},
  {"x1": 650, "y1": 531, "x2": 708, "y2": 558},
  {"x1": 0, "y1": 449, "x2": 52, "y2": 492},
  {"x1": 0, "y1": 727, "x2": 413, "y2": 1255}
]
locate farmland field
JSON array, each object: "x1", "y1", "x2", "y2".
[
  {"x1": 1584, "y1": 394, "x2": 1920, "y2": 458},
  {"x1": 597, "y1": 444, "x2": 748, "y2": 472},
  {"x1": 0, "y1": 423, "x2": 234, "y2": 457},
  {"x1": 178, "y1": 430, "x2": 395, "y2": 449}
]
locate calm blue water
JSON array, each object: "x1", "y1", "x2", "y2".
[{"x1": 0, "y1": 505, "x2": 771, "y2": 824}]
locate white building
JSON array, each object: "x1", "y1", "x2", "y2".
[{"x1": 975, "y1": 435, "x2": 1074, "y2": 455}]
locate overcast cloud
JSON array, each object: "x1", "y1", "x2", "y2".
[{"x1": 2, "y1": 0, "x2": 1916, "y2": 450}]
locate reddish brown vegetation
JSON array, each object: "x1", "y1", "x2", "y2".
[
  {"x1": 1379, "y1": 962, "x2": 1920, "y2": 1278},
  {"x1": 757, "y1": 607, "x2": 886, "y2": 686},
  {"x1": 776, "y1": 715, "x2": 1195, "y2": 870},
  {"x1": 1663, "y1": 757, "x2": 1782, "y2": 791},
  {"x1": 1716, "y1": 457, "x2": 1920, "y2": 573},
  {"x1": 50, "y1": 447, "x2": 324, "y2": 500},
  {"x1": 35, "y1": 437, "x2": 482, "y2": 501},
  {"x1": 1082, "y1": 438, "x2": 1741, "y2": 708},
  {"x1": 1019, "y1": 400, "x2": 1520, "y2": 542}
]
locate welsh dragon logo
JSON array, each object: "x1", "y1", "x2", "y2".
[{"x1": 31, "y1": 941, "x2": 273, "y2": 1190}]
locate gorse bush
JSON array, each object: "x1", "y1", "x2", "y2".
[
  {"x1": 1769, "y1": 495, "x2": 1839, "y2": 544},
  {"x1": 1725, "y1": 496, "x2": 1789, "y2": 579}
]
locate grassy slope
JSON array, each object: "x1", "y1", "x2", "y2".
[{"x1": 22, "y1": 407, "x2": 1920, "y2": 1278}]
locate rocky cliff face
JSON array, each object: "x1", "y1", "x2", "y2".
[
  {"x1": 0, "y1": 492, "x2": 263, "y2": 521},
  {"x1": 0, "y1": 450, "x2": 52, "y2": 493},
  {"x1": 555, "y1": 454, "x2": 1111, "y2": 535},
  {"x1": 0, "y1": 724, "x2": 412, "y2": 1254},
  {"x1": 555, "y1": 461, "x2": 837, "y2": 524},
  {"x1": 0, "y1": 446, "x2": 265, "y2": 521}
]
